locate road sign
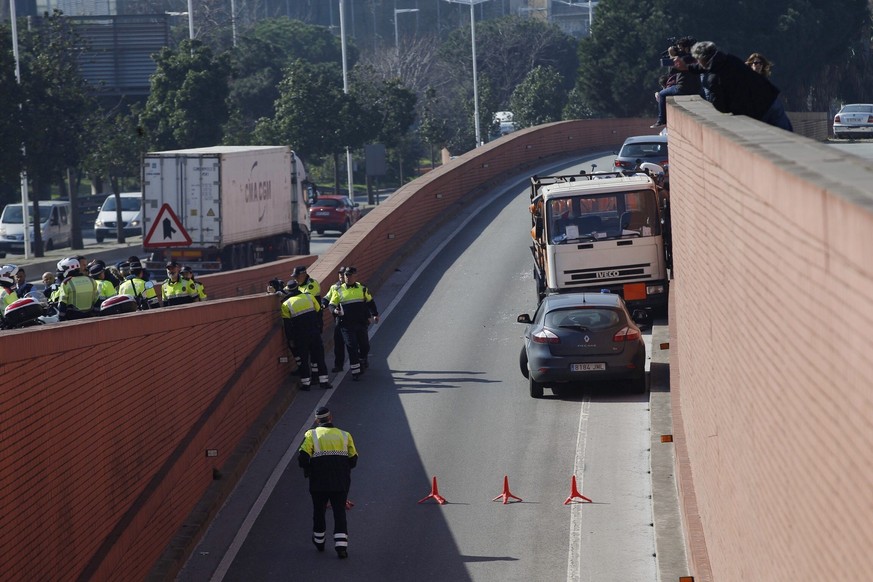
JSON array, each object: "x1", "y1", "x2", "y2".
[{"x1": 143, "y1": 203, "x2": 192, "y2": 248}]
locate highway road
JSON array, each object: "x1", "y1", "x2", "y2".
[{"x1": 178, "y1": 153, "x2": 685, "y2": 581}]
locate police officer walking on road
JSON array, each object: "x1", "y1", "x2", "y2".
[
  {"x1": 281, "y1": 280, "x2": 332, "y2": 390},
  {"x1": 298, "y1": 406, "x2": 358, "y2": 559},
  {"x1": 329, "y1": 267, "x2": 379, "y2": 380}
]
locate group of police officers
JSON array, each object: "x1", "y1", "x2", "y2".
[
  {"x1": 0, "y1": 255, "x2": 207, "y2": 324},
  {"x1": 272, "y1": 263, "x2": 379, "y2": 560}
]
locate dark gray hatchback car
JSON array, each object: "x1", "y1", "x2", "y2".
[{"x1": 517, "y1": 292, "x2": 648, "y2": 398}]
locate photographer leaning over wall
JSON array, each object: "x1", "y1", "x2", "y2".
[{"x1": 652, "y1": 36, "x2": 702, "y2": 128}]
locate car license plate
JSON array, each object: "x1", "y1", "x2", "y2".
[
  {"x1": 572, "y1": 363, "x2": 605, "y2": 372},
  {"x1": 315, "y1": 211, "x2": 331, "y2": 216}
]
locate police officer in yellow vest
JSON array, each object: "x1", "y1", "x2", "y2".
[
  {"x1": 281, "y1": 280, "x2": 332, "y2": 391},
  {"x1": 118, "y1": 262, "x2": 160, "y2": 309},
  {"x1": 329, "y1": 267, "x2": 379, "y2": 380},
  {"x1": 89, "y1": 263, "x2": 117, "y2": 308},
  {"x1": 56, "y1": 257, "x2": 99, "y2": 320},
  {"x1": 0, "y1": 265, "x2": 20, "y2": 317},
  {"x1": 162, "y1": 261, "x2": 194, "y2": 306},
  {"x1": 298, "y1": 406, "x2": 358, "y2": 559},
  {"x1": 181, "y1": 266, "x2": 207, "y2": 301},
  {"x1": 321, "y1": 266, "x2": 347, "y2": 372}
]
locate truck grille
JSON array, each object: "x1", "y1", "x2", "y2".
[{"x1": 563, "y1": 262, "x2": 651, "y2": 286}]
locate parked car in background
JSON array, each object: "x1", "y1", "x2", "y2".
[
  {"x1": 833, "y1": 104, "x2": 873, "y2": 139},
  {"x1": 614, "y1": 135, "x2": 669, "y2": 170},
  {"x1": 94, "y1": 192, "x2": 142, "y2": 242},
  {"x1": 517, "y1": 292, "x2": 649, "y2": 398},
  {"x1": 310, "y1": 195, "x2": 361, "y2": 235},
  {"x1": 0, "y1": 200, "x2": 73, "y2": 253}
]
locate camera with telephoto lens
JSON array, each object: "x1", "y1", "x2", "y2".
[{"x1": 659, "y1": 36, "x2": 694, "y2": 67}]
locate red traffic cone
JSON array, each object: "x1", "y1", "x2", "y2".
[
  {"x1": 325, "y1": 499, "x2": 355, "y2": 510},
  {"x1": 418, "y1": 476, "x2": 447, "y2": 505},
  {"x1": 563, "y1": 475, "x2": 592, "y2": 505},
  {"x1": 492, "y1": 475, "x2": 522, "y2": 504}
]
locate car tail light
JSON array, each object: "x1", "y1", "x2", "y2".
[
  {"x1": 613, "y1": 326, "x2": 641, "y2": 342},
  {"x1": 834, "y1": 115, "x2": 841, "y2": 123},
  {"x1": 868, "y1": 115, "x2": 873, "y2": 123},
  {"x1": 532, "y1": 329, "x2": 560, "y2": 344}
]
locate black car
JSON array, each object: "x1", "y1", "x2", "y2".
[{"x1": 517, "y1": 292, "x2": 649, "y2": 398}]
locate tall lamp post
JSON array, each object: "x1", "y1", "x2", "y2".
[
  {"x1": 444, "y1": 0, "x2": 489, "y2": 148},
  {"x1": 338, "y1": 0, "x2": 354, "y2": 197},
  {"x1": 9, "y1": 0, "x2": 31, "y2": 259}
]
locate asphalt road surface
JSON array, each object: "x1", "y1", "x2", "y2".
[{"x1": 179, "y1": 153, "x2": 685, "y2": 582}]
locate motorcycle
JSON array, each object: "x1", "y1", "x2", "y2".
[{"x1": 1, "y1": 291, "x2": 59, "y2": 329}]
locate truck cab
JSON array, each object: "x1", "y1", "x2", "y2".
[{"x1": 530, "y1": 171, "x2": 671, "y2": 310}]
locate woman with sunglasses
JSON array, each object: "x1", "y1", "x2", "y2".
[{"x1": 746, "y1": 53, "x2": 772, "y2": 78}]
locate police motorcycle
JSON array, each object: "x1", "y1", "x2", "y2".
[{"x1": 1, "y1": 291, "x2": 60, "y2": 329}]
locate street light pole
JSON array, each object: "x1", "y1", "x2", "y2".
[
  {"x1": 339, "y1": 0, "x2": 354, "y2": 197},
  {"x1": 9, "y1": 0, "x2": 31, "y2": 259},
  {"x1": 444, "y1": 0, "x2": 489, "y2": 148}
]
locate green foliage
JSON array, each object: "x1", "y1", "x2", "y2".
[
  {"x1": 439, "y1": 15, "x2": 578, "y2": 109},
  {"x1": 563, "y1": 87, "x2": 596, "y2": 120},
  {"x1": 0, "y1": 26, "x2": 24, "y2": 203},
  {"x1": 418, "y1": 86, "x2": 450, "y2": 157},
  {"x1": 139, "y1": 40, "x2": 231, "y2": 150},
  {"x1": 510, "y1": 66, "x2": 567, "y2": 129},
  {"x1": 351, "y1": 68, "x2": 418, "y2": 149},
  {"x1": 576, "y1": 0, "x2": 872, "y2": 115},
  {"x1": 227, "y1": 18, "x2": 355, "y2": 140}
]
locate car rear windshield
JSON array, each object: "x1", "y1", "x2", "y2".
[
  {"x1": 841, "y1": 105, "x2": 873, "y2": 113},
  {"x1": 545, "y1": 307, "x2": 621, "y2": 331},
  {"x1": 315, "y1": 198, "x2": 342, "y2": 208},
  {"x1": 619, "y1": 142, "x2": 668, "y2": 159}
]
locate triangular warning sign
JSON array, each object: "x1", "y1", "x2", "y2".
[{"x1": 144, "y1": 203, "x2": 193, "y2": 248}]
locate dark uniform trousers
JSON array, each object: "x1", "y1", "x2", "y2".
[
  {"x1": 340, "y1": 322, "x2": 370, "y2": 370},
  {"x1": 311, "y1": 490, "x2": 349, "y2": 546},
  {"x1": 294, "y1": 331, "x2": 329, "y2": 388}
]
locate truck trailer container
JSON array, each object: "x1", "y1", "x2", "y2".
[{"x1": 141, "y1": 145, "x2": 312, "y2": 272}]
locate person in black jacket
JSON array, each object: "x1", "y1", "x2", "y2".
[
  {"x1": 298, "y1": 407, "x2": 358, "y2": 559},
  {"x1": 675, "y1": 41, "x2": 793, "y2": 132}
]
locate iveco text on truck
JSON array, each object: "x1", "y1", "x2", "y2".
[
  {"x1": 141, "y1": 145, "x2": 312, "y2": 272},
  {"x1": 529, "y1": 169, "x2": 671, "y2": 310}
]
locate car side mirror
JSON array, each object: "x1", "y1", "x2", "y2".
[
  {"x1": 517, "y1": 314, "x2": 532, "y2": 324},
  {"x1": 631, "y1": 309, "x2": 651, "y2": 328}
]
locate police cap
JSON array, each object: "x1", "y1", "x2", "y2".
[
  {"x1": 344, "y1": 266, "x2": 357, "y2": 276},
  {"x1": 129, "y1": 262, "x2": 144, "y2": 273},
  {"x1": 291, "y1": 265, "x2": 307, "y2": 277},
  {"x1": 315, "y1": 406, "x2": 331, "y2": 421},
  {"x1": 181, "y1": 265, "x2": 193, "y2": 273},
  {"x1": 166, "y1": 260, "x2": 180, "y2": 268},
  {"x1": 88, "y1": 263, "x2": 104, "y2": 276}
]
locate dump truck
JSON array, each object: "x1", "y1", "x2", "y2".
[
  {"x1": 529, "y1": 167, "x2": 672, "y2": 310},
  {"x1": 141, "y1": 145, "x2": 312, "y2": 272}
]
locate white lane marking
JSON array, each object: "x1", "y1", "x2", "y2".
[
  {"x1": 208, "y1": 162, "x2": 583, "y2": 581},
  {"x1": 567, "y1": 396, "x2": 591, "y2": 582}
]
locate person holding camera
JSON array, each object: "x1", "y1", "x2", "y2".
[
  {"x1": 652, "y1": 37, "x2": 701, "y2": 128},
  {"x1": 675, "y1": 41, "x2": 793, "y2": 132}
]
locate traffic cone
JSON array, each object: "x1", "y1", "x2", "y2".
[
  {"x1": 563, "y1": 475, "x2": 592, "y2": 505},
  {"x1": 418, "y1": 476, "x2": 447, "y2": 505},
  {"x1": 325, "y1": 499, "x2": 355, "y2": 510},
  {"x1": 492, "y1": 475, "x2": 522, "y2": 504}
]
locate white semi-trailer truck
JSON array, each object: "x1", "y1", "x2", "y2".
[{"x1": 141, "y1": 145, "x2": 312, "y2": 272}]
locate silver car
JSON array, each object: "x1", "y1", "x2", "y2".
[
  {"x1": 517, "y1": 292, "x2": 649, "y2": 398},
  {"x1": 833, "y1": 104, "x2": 873, "y2": 139}
]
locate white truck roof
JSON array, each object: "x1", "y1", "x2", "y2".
[
  {"x1": 146, "y1": 145, "x2": 291, "y2": 156},
  {"x1": 538, "y1": 174, "x2": 655, "y2": 201}
]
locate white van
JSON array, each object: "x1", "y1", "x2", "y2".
[
  {"x1": 0, "y1": 200, "x2": 73, "y2": 253},
  {"x1": 94, "y1": 192, "x2": 142, "y2": 243}
]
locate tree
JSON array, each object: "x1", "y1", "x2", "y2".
[
  {"x1": 84, "y1": 106, "x2": 147, "y2": 243},
  {"x1": 0, "y1": 25, "x2": 24, "y2": 207},
  {"x1": 226, "y1": 18, "x2": 355, "y2": 141},
  {"x1": 17, "y1": 11, "x2": 96, "y2": 255},
  {"x1": 418, "y1": 86, "x2": 450, "y2": 168},
  {"x1": 255, "y1": 59, "x2": 372, "y2": 193},
  {"x1": 139, "y1": 40, "x2": 231, "y2": 151},
  {"x1": 510, "y1": 66, "x2": 567, "y2": 129},
  {"x1": 439, "y1": 15, "x2": 578, "y2": 109}
]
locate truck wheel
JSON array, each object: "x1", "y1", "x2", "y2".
[
  {"x1": 300, "y1": 232, "x2": 310, "y2": 255},
  {"x1": 519, "y1": 346, "x2": 529, "y2": 379},
  {"x1": 529, "y1": 376, "x2": 544, "y2": 399}
]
